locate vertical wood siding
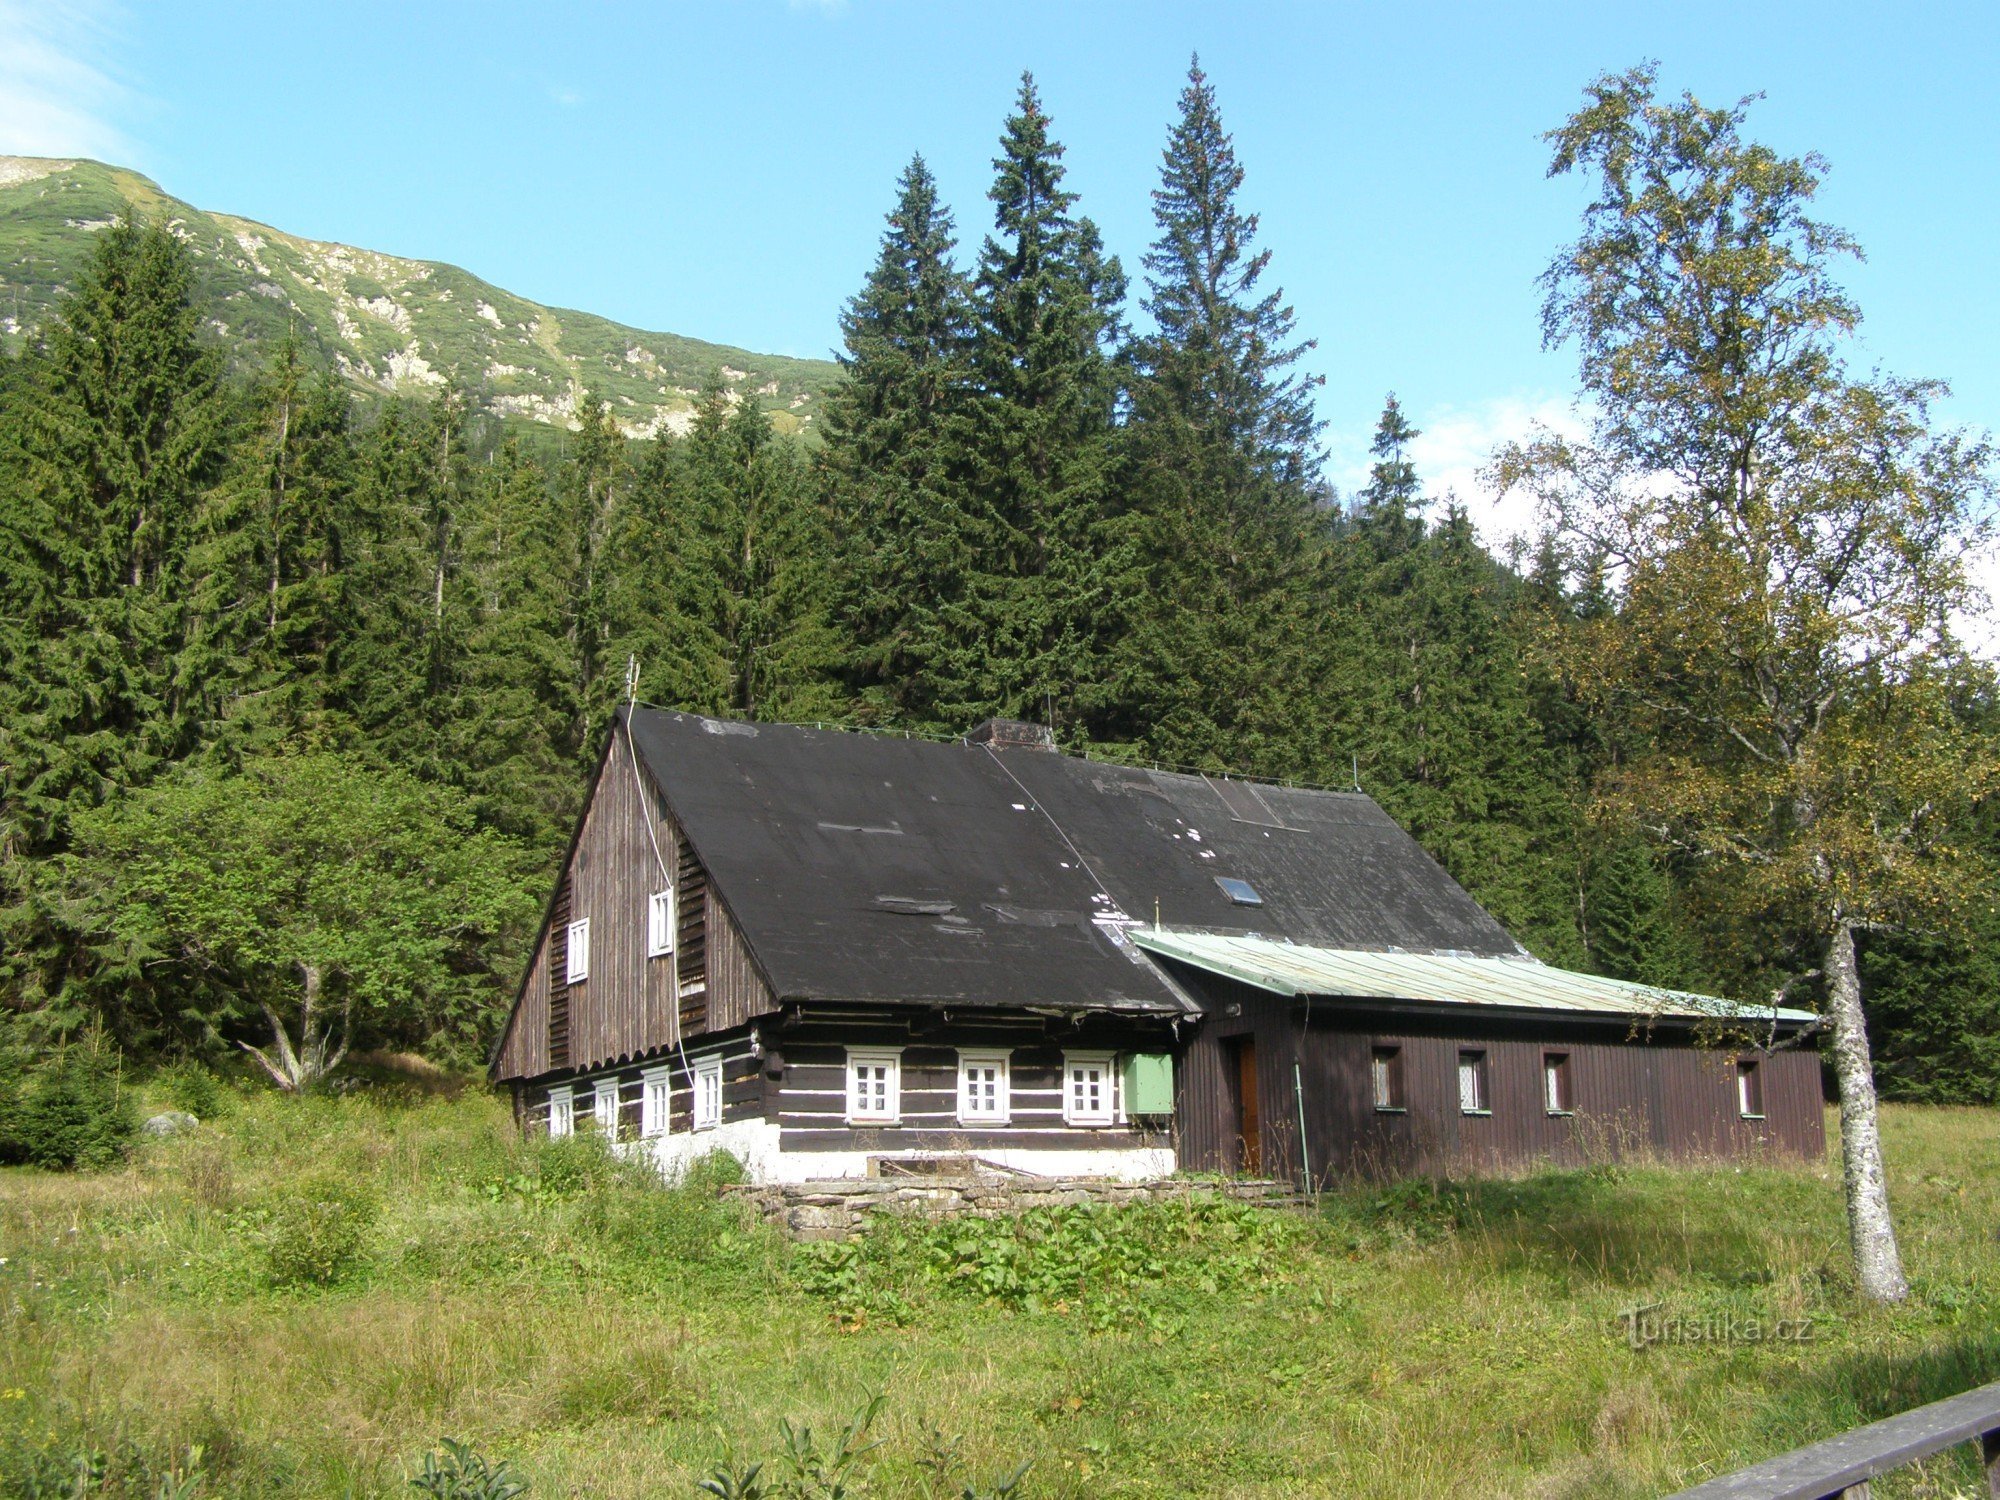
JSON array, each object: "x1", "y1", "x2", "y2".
[
  {"x1": 493, "y1": 729, "x2": 776, "y2": 1081},
  {"x1": 1175, "y1": 973, "x2": 1825, "y2": 1184}
]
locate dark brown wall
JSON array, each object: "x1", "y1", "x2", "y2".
[
  {"x1": 1176, "y1": 973, "x2": 1824, "y2": 1183},
  {"x1": 494, "y1": 729, "x2": 776, "y2": 1081},
  {"x1": 772, "y1": 1012, "x2": 1175, "y2": 1157},
  {"x1": 519, "y1": 1027, "x2": 766, "y2": 1138}
]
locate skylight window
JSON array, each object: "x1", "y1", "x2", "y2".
[{"x1": 1215, "y1": 877, "x2": 1263, "y2": 906}]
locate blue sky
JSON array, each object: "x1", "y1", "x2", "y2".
[{"x1": 3, "y1": 1, "x2": 1996, "y2": 515}]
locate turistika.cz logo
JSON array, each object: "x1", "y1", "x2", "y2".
[{"x1": 1615, "y1": 1302, "x2": 1816, "y2": 1351}]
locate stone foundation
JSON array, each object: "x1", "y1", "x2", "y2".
[{"x1": 730, "y1": 1173, "x2": 1296, "y2": 1241}]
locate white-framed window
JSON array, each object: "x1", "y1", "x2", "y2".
[
  {"x1": 1458, "y1": 1049, "x2": 1489, "y2": 1115},
  {"x1": 647, "y1": 889, "x2": 675, "y2": 959},
  {"x1": 845, "y1": 1048, "x2": 902, "y2": 1125},
  {"x1": 593, "y1": 1076, "x2": 620, "y2": 1136},
  {"x1": 693, "y1": 1057, "x2": 724, "y2": 1131},
  {"x1": 565, "y1": 917, "x2": 591, "y2": 984},
  {"x1": 1063, "y1": 1051, "x2": 1118, "y2": 1127},
  {"x1": 641, "y1": 1066, "x2": 671, "y2": 1137},
  {"x1": 1544, "y1": 1052, "x2": 1573, "y2": 1115},
  {"x1": 956, "y1": 1049, "x2": 1011, "y2": 1126},
  {"x1": 1371, "y1": 1045, "x2": 1405, "y2": 1111},
  {"x1": 547, "y1": 1083, "x2": 574, "y2": 1139},
  {"x1": 1737, "y1": 1058, "x2": 1765, "y2": 1119}
]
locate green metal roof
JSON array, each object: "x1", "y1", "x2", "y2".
[{"x1": 1132, "y1": 928, "x2": 1818, "y2": 1025}]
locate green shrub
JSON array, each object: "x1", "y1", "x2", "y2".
[
  {"x1": 264, "y1": 1175, "x2": 378, "y2": 1288},
  {"x1": 159, "y1": 1061, "x2": 227, "y2": 1120},
  {"x1": 530, "y1": 1130, "x2": 626, "y2": 1197},
  {"x1": 409, "y1": 1437, "x2": 528, "y2": 1498},
  {"x1": 9, "y1": 1044, "x2": 136, "y2": 1171}
]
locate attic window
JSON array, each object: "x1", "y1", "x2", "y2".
[
  {"x1": 647, "y1": 889, "x2": 675, "y2": 959},
  {"x1": 1214, "y1": 877, "x2": 1263, "y2": 907},
  {"x1": 565, "y1": 918, "x2": 590, "y2": 983}
]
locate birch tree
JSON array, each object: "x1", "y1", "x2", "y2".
[{"x1": 1500, "y1": 65, "x2": 1997, "y2": 1302}]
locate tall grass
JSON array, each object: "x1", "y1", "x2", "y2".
[{"x1": 2, "y1": 1074, "x2": 1995, "y2": 1497}]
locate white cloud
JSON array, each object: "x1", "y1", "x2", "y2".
[
  {"x1": 1328, "y1": 391, "x2": 1586, "y2": 558},
  {"x1": 549, "y1": 85, "x2": 582, "y2": 108},
  {"x1": 0, "y1": 0, "x2": 132, "y2": 162}
]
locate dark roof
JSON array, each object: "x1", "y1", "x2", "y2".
[
  {"x1": 625, "y1": 709, "x2": 1191, "y2": 1014},
  {"x1": 995, "y1": 755, "x2": 1527, "y2": 958},
  {"x1": 624, "y1": 708, "x2": 1526, "y2": 1016}
]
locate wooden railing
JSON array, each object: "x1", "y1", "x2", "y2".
[{"x1": 1667, "y1": 1378, "x2": 2000, "y2": 1499}]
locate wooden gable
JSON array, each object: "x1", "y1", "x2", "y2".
[{"x1": 491, "y1": 724, "x2": 774, "y2": 1081}]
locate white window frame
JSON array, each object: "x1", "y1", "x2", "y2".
[
  {"x1": 565, "y1": 917, "x2": 591, "y2": 984},
  {"x1": 1458, "y1": 1049, "x2": 1489, "y2": 1115},
  {"x1": 1543, "y1": 1052, "x2": 1573, "y2": 1116},
  {"x1": 956, "y1": 1049, "x2": 1012, "y2": 1126},
  {"x1": 845, "y1": 1047, "x2": 902, "y2": 1125},
  {"x1": 547, "y1": 1084, "x2": 574, "y2": 1139},
  {"x1": 1737, "y1": 1058, "x2": 1765, "y2": 1120},
  {"x1": 692, "y1": 1057, "x2": 724, "y2": 1131},
  {"x1": 641, "y1": 1066, "x2": 671, "y2": 1138},
  {"x1": 592, "y1": 1076, "x2": 620, "y2": 1136},
  {"x1": 647, "y1": 889, "x2": 675, "y2": 960},
  {"x1": 1062, "y1": 1051, "x2": 1118, "y2": 1128}
]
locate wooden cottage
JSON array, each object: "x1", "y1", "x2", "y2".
[{"x1": 490, "y1": 708, "x2": 1823, "y2": 1184}]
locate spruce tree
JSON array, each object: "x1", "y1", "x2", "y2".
[
  {"x1": 1108, "y1": 57, "x2": 1327, "y2": 770},
  {"x1": 206, "y1": 331, "x2": 360, "y2": 745},
  {"x1": 1357, "y1": 393, "x2": 1422, "y2": 536},
  {"x1": 1132, "y1": 56, "x2": 1322, "y2": 489},
  {"x1": 966, "y1": 72, "x2": 1129, "y2": 734},
  {"x1": 611, "y1": 376, "x2": 841, "y2": 725},
  {"x1": 0, "y1": 218, "x2": 234, "y2": 1026},
  {"x1": 822, "y1": 156, "x2": 986, "y2": 728}
]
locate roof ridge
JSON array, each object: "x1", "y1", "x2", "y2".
[{"x1": 628, "y1": 701, "x2": 1373, "y2": 799}]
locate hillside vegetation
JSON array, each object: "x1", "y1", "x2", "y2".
[
  {"x1": 1, "y1": 1079, "x2": 1996, "y2": 1497},
  {"x1": 0, "y1": 155, "x2": 837, "y2": 436}
]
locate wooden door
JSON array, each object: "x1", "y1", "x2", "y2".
[{"x1": 1232, "y1": 1037, "x2": 1261, "y2": 1175}]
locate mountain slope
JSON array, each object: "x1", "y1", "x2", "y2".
[{"x1": 0, "y1": 156, "x2": 839, "y2": 437}]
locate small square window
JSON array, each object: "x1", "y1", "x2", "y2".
[
  {"x1": 1737, "y1": 1059, "x2": 1765, "y2": 1120},
  {"x1": 647, "y1": 890, "x2": 675, "y2": 959},
  {"x1": 565, "y1": 918, "x2": 591, "y2": 984},
  {"x1": 846, "y1": 1048, "x2": 902, "y2": 1125},
  {"x1": 1544, "y1": 1053, "x2": 1573, "y2": 1115},
  {"x1": 693, "y1": 1058, "x2": 723, "y2": 1131},
  {"x1": 1214, "y1": 876, "x2": 1263, "y2": 906},
  {"x1": 547, "y1": 1084, "x2": 574, "y2": 1139},
  {"x1": 641, "y1": 1067, "x2": 671, "y2": 1137},
  {"x1": 1063, "y1": 1051, "x2": 1119, "y2": 1127},
  {"x1": 957, "y1": 1050, "x2": 1011, "y2": 1126},
  {"x1": 1458, "y1": 1050, "x2": 1489, "y2": 1115},
  {"x1": 1371, "y1": 1045, "x2": 1405, "y2": 1111}
]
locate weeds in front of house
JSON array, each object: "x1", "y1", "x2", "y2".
[
  {"x1": 791, "y1": 1196, "x2": 1301, "y2": 1330},
  {"x1": 3, "y1": 1081, "x2": 1999, "y2": 1497}
]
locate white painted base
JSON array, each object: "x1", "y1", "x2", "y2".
[{"x1": 629, "y1": 1122, "x2": 1175, "y2": 1186}]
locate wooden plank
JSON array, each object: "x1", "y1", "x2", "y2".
[{"x1": 1664, "y1": 1381, "x2": 2000, "y2": 1500}]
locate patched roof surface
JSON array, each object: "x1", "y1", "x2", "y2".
[{"x1": 624, "y1": 708, "x2": 1531, "y2": 1014}]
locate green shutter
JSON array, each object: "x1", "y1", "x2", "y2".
[{"x1": 1122, "y1": 1053, "x2": 1174, "y2": 1116}]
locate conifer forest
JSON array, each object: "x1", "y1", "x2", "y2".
[{"x1": 3, "y1": 61, "x2": 1995, "y2": 1112}]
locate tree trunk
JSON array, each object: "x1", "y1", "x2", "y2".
[
  {"x1": 1823, "y1": 920, "x2": 1909, "y2": 1303},
  {"x1": 236, "y1": 962, "x2": 348, "y2": 1092}
]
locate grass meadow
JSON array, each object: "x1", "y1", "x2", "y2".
[{"x1": 1, "y1": 1070, "x2": 1995, "y2": 1498}]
